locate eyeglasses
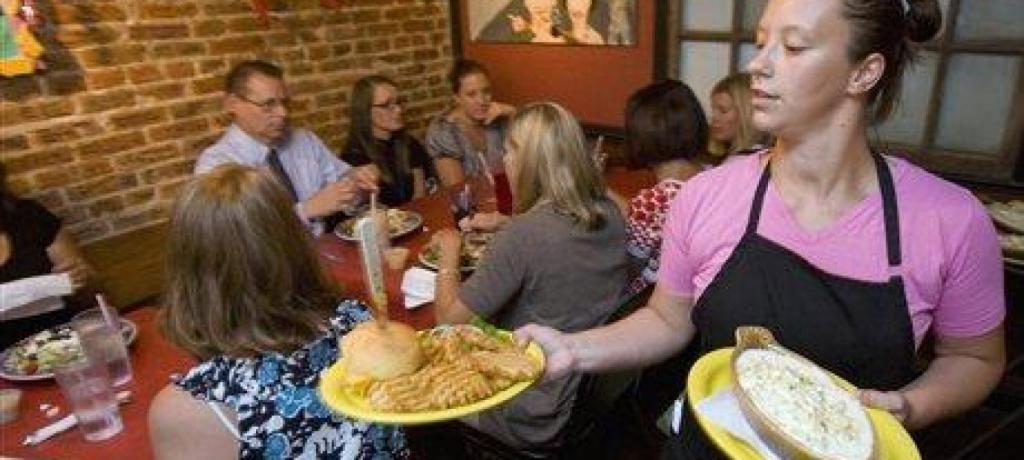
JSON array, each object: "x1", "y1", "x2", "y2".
[
  {"x1": 233, "y1": 93, "x2": 291, "y2": 112},
  {"x1": 372, "y1": 98, "x2": 407, "y2": 111}
]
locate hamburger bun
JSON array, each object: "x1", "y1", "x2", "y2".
[{"x1": 341, "y1": 321, "x2": 424, "y2": 381}]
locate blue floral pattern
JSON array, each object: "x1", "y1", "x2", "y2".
[{"x1": 175, "y1": 300, "x2": 409, "y2": 459}]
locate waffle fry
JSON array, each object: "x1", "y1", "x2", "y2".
[{"x1": 353, "y1": 325, "x2": 541, "y2": 412}]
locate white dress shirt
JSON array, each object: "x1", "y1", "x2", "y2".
[{"x1": 195, "y1": 124, "x2": 353, "y2": 235}]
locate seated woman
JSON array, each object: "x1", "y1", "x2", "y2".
[
  {"x1": 149, "y1": 165, "x2": 408, "y2": 460},
  {"x1": 425, "y1": 59, "x2": 515, "y2": 189},
  {"x1": 431, "y1": 102, "x2": 628, "y2": 451},
  {"x1": 342, "y1": 75, "x2": 434, "y2": 207},
  {"x1": 619, "y1": 80, "x2": 709, "y2": 297},
  {"x1": 705, "y1": 73, "x2": 768, "y2": 164},
  {"x1": 0, "y1": 163, "x2": 92, "y2": 349}
]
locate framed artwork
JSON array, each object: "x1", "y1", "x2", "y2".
[{"x1": 468, "y1": 0, "x2": 637, "y2": 46}]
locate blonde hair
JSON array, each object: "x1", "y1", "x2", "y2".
[
  {"x1": 160, "y1": 165, "x2": 339, "y2": 360},
  {"x1": 708, "y1": 73, "x2": 764, "y2": 158},
  {"x1": 507, "y1": 102, "x2": 607, "y2": 230}
]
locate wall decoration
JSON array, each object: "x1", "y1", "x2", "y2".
[
  {"x1": 1, "y1": 0, "x2": 45, "y2": 77},
  {"x1": 469, "y1": 0, "x2": 636, "y2": 46}
]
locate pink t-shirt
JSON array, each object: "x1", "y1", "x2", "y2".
[{"x1": 658, "y1": 152, "x2": 1006, "y2": 348}]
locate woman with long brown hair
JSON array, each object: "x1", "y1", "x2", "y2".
[{"x1": 149, "y1": 165, "x2": 407, "y2": 459}]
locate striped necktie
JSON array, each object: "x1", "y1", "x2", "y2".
[{"x1": 266, "y1": 148, "x2": 298, "y2": 201}]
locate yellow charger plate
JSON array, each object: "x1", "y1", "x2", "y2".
[
  {"x1": 318, "y1": 338, "x2": 545, "y2": 425},
  {"x1": 687, "y1": 348, "x2": 920, "y2": 459}
]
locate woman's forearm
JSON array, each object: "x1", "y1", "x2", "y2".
[{"x1": 903, "y1": 327, "x2": 1005, "y2": 429}]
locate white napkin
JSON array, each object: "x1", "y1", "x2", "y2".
[
  {"x1": 401, "y1": 267, "x2": 436, "y2": 309},
  {"x1": 695, "y1": 386, "x2": 782, "y2": 460}
]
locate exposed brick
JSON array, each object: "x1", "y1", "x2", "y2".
[
  {"x1": 78, "y1": 132, "x2": 147, "y2": 158},
  {"x1": 190, "y1": 76, "x2": 224, "y2": 96},
  {"x1": 113, "y1": 206, "x2": 169, "y2": 232},
  {"x1": 182, "y1": 133, "x2": 220, "y2": 156},
  {"x1": 125, "y1": 189, "x2": 156, "y2": 207},
  {"x1": 151, "y1": 42, "x2": 207, "y2": 59},
  {"x1": 76, "y1": 44, "x2": 146, "y2": 68},
  {"x1": 199, "y1": 59, "x2": 226, "y2": 75},
  {"x1": 194, "y1": 20, "x2": 227, "y2": 37},
  {"x1": 139, "y1": 2, "x2": 199, "y2": 19},
  {"x1": 0, "y1": 76, "x2": 44, "y2": 102},
  {"x1": 46, "y1": 72, "x2": 88, "y2": 96},
  {"x1": 114, "y1": 143, "x2": 180, "y2": 170},
  {"x1": 209, "y1": 36, "x2": 267, "y2": 55},
  {"x1": 168, "y1": 97, "x2": 221, "y2": 120},
  {"x1": 326, "y1": 25, "x2": 361, "y2": 41},
  {"x1": 108, "y1": 107, "x2": 168, "y2": 131},
  {"x1": 403, "y1": 19, "x2": 434, "y2": 33},
  {"x1": 52, "y1": 4, "x2": 128, "y2": 24},
  {"x1": 226, "y1": 17, "x2": 262, "y2": 33},
  {"x1": 31, "y1": 190, "x2": 66, "y2": 211},
  {"x1": 354, "y1": 10, "x2": 382, "y2": 22},
  {"x1": 80, "y1": 89, "x2": 136, "y2": 113},
  {"x1": 30, "y1": 120, "x2": 103, "y2": 146},
  {"x1": 76, "y1": 159, "x2": 115, "y2": 178},
  {"x1": 137, "y1": 82, "x2": 186, "y2": 101},
  {"x1": 32, "y1": 168, "x2": 75, "y2": 189},
  {"x1": 88, "y1": 196, "x2": 126, "y2": 217},
  {"x1": 126, "y1": 64, "x2": 164, "y2": 85},
  {"x1": 0, "y1": 135, "x2": 30, "y2": 153},
  {"x1": 55, "y1": 25, "x2": 123, "y2": 49},
  {"x1": 4, "y1": 149, "x2": 76, "y2": 175},
  {"x1": 164, "y1": 62, "x2": 196, "y2": 79},
  {"x1": 139, "y1": 159, "x2": 194, "y2": 185},
  {"x1": 413, "y1": 49, "x2": 439, "y2": 60},
  {"x1": 200, "y1": 2, "x2": 252, "y2": 15},
  {"x1": 129, "y1": 23, "x2": 190, "y2": 41},
  {"x1": 147, "y1": 118, "x2": 210, "y2": 142},
  {"x1": 157, "y1": 178, "x2": 188, "y2": 199},
  {"x1": 67, "y1": 174, "x2": 139, "y2": 202},
  {"x1": 85, "y1": 68, "x2": 127, "y2": 90}
]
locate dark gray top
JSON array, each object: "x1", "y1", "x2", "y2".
[
  {"x1": 424, "y1": 114, "x2": 507, "y2": 177},
  {"x1": 460, "y1": 198, "x2": 628, "y2": 449}
]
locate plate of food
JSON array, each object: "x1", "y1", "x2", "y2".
[
  {"x1": 318, "y1": 321, "x2": 544, "y2": 425},
  {"x1": 0, "y1": 319, "x2": 138, "y2": 381},
  {"x1": 418, "y1": 232, "x2": 494, "y2": 272},
  {"x1": 687, "y1": 327, "x2": 919, "y2": 460},
  {"x1": 987, "y1": 200, "x2": 1024, "y2": 234},
  {"x1": 335, "y1": 209, "x2": 423, "y2": 242}
]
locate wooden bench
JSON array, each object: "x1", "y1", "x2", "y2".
[{"x1": 82, "y1": 222, "x2": 168, "y2": 309}]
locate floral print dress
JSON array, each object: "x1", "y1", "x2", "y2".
[
  {"x1": 175, "y1": 301, "x2": 409, "y2": 460},
  {"x1": 625, "y1": 179, "x2": 685, "y2": 296}
]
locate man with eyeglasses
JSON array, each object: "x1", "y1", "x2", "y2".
[{"x1": 195, "y1": 60, "x2": 377, "y2": 235}]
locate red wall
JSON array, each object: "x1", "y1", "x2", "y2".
[{"x1": 459, "y1": 1, "x2": 658, "y2": 128}]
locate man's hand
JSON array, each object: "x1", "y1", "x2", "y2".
[
  {"x1": 350, "y1": 165, "x2": 379, "y2": 192},
  {"x1": 302, "y1": 178, "x2": 358, "y2": 219}
]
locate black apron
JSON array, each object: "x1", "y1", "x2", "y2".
[{"x1": 666, "y1": 154, "x2": 917, "y2": 459}]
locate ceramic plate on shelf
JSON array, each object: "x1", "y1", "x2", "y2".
[
  {"x1": 0, "y1": 319, "x2": 137, "y2": 382},
  {"x1": 687, "y1": 347, "x2": 920, "y2": 460},
  {"x1": 335, "y1": 209, "x2": 423, "y2": 242}
]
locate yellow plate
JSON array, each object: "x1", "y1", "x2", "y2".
[
  {"x1": 318, "y1": 337, "x2": 545, "y2": 425},
  {"x1": 687, "y1": 348, "x2": 920, "y2": 459}
]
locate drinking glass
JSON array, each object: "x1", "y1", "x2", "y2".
[
  {"x1": 53, "y1": 357, "x2": 123, "y2": 442},
  {"x1": 447, "y1": 184, "x2": 476, "y2": 227},
  {"x1": 71, "y1": 308, "x2": 133, "y2": 387}
]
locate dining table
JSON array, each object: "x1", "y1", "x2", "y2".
[{"x1": 0, "y1": 167, "x2": 657, "y2": 460}]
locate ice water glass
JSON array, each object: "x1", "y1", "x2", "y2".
[
  {"x1": 71, "y1": 308, "x2": 133, "y2": 387},
  {"x1": 53, "y1": 357, "x2": 123, "y2": 442}
]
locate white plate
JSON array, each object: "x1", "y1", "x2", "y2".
[
  {"x1": 417, "y1": 233, "x2": 494, "y2": 273},
  {"x1": 0, "y1": 319, "x2": 138, "y2": 382},
  {"x1": 334, "y1": 210, "x2": 423, "y2": 242}
]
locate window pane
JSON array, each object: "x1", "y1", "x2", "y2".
[
  {"x1": 876, "y1": 51, "x2": 938, "y2": 145},
  {"x1": 738, "y1": 42, "x2": 758, "y2": 71},
  {"x1": 679, "y1": 41, "x2": 732, "y2": 114},
  {"x1": 683, "y1": 0, "x2": 734, "y2": 32},
  {"x1": 954, "y1": 0, "x2": 1024, "y2": 41},
  {"x1": 742, "y1": 0, "x2": 769, "y2": 33},
  {"x1": 935, "y1": 54, "x2": 1021, "y2": 155}
]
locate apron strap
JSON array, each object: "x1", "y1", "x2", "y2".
[
  {"x1": 743, "y1": 163, "x2": 773, "y2": 235},
  {"x1": 745, "y1": 153, "x2": 902, "y2": 268},
  {"x1": 872, "y1": 153, "x2": 902, "y2": 268}
]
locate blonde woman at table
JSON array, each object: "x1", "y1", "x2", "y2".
[
  {"x1": 706, "y1": 73, "x2": 768, "y2": 164},
  {"x1": 518, "y1": 0, "x2": 1006, "y2": 457},
  {"x1": 149, "y1": 165, "x2": 408, "y2": 460},
  {"x1": 431, "y1": 102, "x2": 628, "y2": 452}
]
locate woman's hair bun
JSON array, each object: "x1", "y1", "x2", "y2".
[{"x1": 905, "y1": 0, "x2": 943, "y2": 42}]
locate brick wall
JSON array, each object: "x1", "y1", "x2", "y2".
[{"x1": 0, "y1": 0, "x2": 454, "y2": 242}]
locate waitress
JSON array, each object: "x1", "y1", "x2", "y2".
[{"x1": 518, "y1": 0, "x2": 1006, "y2": 456}]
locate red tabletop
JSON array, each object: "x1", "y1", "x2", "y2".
[{"x1": 0, "y1": 168, "x2": 656, "y2": 460}]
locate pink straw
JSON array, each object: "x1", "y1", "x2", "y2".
[{"x1": 95, "y1": 294, "x2": 118, "y2": 329}]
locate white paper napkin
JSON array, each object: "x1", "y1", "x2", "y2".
[
  {"x1": 695, "y1": 386, "x2": 781, "y2": 460},
  {"x1": 401, "y1": 267, "x2": 436, "y2": 309}
]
